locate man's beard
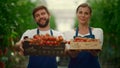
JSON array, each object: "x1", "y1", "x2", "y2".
[{"x1": 37, "y1": 19, "x2": 49, "y2": 28}]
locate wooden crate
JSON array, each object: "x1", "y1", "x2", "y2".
[
  {"x1": 22, "y1": 41, "x2": 65, "y2": 56},
  {"x1": 69, "y1": 39, "x2": 102, "y2": 50}
]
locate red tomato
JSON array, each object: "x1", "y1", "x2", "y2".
[
  {"x1": 0, "y1": 62, "x2": 5, "y2": 68},
  {"x1": 0, "y1": 49, "x2": 3, "y2": 56},
  {"x1": 3, "y1": 48, "x2": 8, "y2": 55},
  {"x1": 67, "y1": 41, "x2": 70, "y2": 44}
]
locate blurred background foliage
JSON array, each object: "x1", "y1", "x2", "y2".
[
  {"x1": 0, "y1": 0, "x2": 120, "y2": 68},
  {"x1": 0, "y1": 0, "x2": 56, "y2": 68},
  {"x1": 0, "y1": 0, "x2": 36, "y2": 68},
  {"x1": 88, "y1": 0, "x2": 120, "y2": 68}
]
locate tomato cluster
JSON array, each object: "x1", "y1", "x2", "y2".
[
  {"x1": 73, "y1": 37, "x2": 98, "y2": 42},
  {"x1": 24, "y1": 34, "x2": 64, "y2": 46}
]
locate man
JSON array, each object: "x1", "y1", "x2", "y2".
[{"x1": 16, "y1": 5, "x2": 64, "y2": 68}]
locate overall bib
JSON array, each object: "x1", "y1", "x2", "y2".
[
  {"x1": 27, "y1": 29, "x2": 57, "y2": 68},
  {"x1": 68, "y1": 27, "x2": 100, "y2": 68}
]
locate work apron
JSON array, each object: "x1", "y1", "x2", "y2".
[
  {"x1": 27, "y1": 29, "x2": 57, "y2": 68},
  {"x1": 69, "y1": 27, "x2": 100, "y2": 68}
]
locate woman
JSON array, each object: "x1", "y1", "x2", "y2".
[{"x1": 64, "y1": 3, "x2": 103, "y2": 68}]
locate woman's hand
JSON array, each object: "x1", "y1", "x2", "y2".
[
  {"x1": 65, "y1": 50, "x2": 81, "y2": 58},
  {"x1": 87, "y1": 50, "x2": 101, "y2": 56},
  {"x1": 65, "y1": 43, "x2": 81, "y2": 58}
]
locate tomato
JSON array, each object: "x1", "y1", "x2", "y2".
[
  {"x1": 67, "y1": 41, "x2": 70, "y2": 44},
  {"x1": 58, "y1": 36, "x2": 63, "y2": 41},
  {"x1": 3, "y1": 48, "x2": 8, "y2": 55},
  {"x1": 33, "y1": 35, "x2": 40, "y2": 39},
  {"x1": 46, "y1": 41, "x2": 51, "y2": 46},
  {"x1": 0, "y1": 62, "x2": 5, "y2": 68},
  {"x1": 0, "y1": 49, "x2": 3, "y2": 56}
]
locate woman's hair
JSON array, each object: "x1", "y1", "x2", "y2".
[
  {"x1": 32, "y1": 5, "x2": 50, "y2": 18},
  {"x1": 76, "y1": 3, "x2": 92, "y2": 14}
]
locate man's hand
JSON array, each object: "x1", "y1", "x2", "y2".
[{"x1": 14, "y1": 41, "x2": 24, "y2": 55}]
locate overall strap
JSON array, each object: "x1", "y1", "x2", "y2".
[
  {"x1": 89, "y1": 27, "x2": 92, "y2": 36},
  {"x1": 50, "y1": 29, "x2": 53, "y2": 36},
  {"x1": 73, "y1": 27, "x2": 79, "y2": 38},
  {"x1": 88, "y1": 27, "x2": 95, "y2": 39},
  {"x1": 37, "y1": 28, "x2": 39, "y2": 35},
  {"x1": 37, "y1": 29, "x2": 53, "y2": 36},
  {"x1": 75, "y1": 27, "x2": 79, "y2": 37}
]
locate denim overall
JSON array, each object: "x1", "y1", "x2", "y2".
[
  {"x1": 68, "y1": 27, "x2": 100, "y2": 68},
  {"x1": 27, "y1": 29, "x2": 57, "y2": 68}
]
